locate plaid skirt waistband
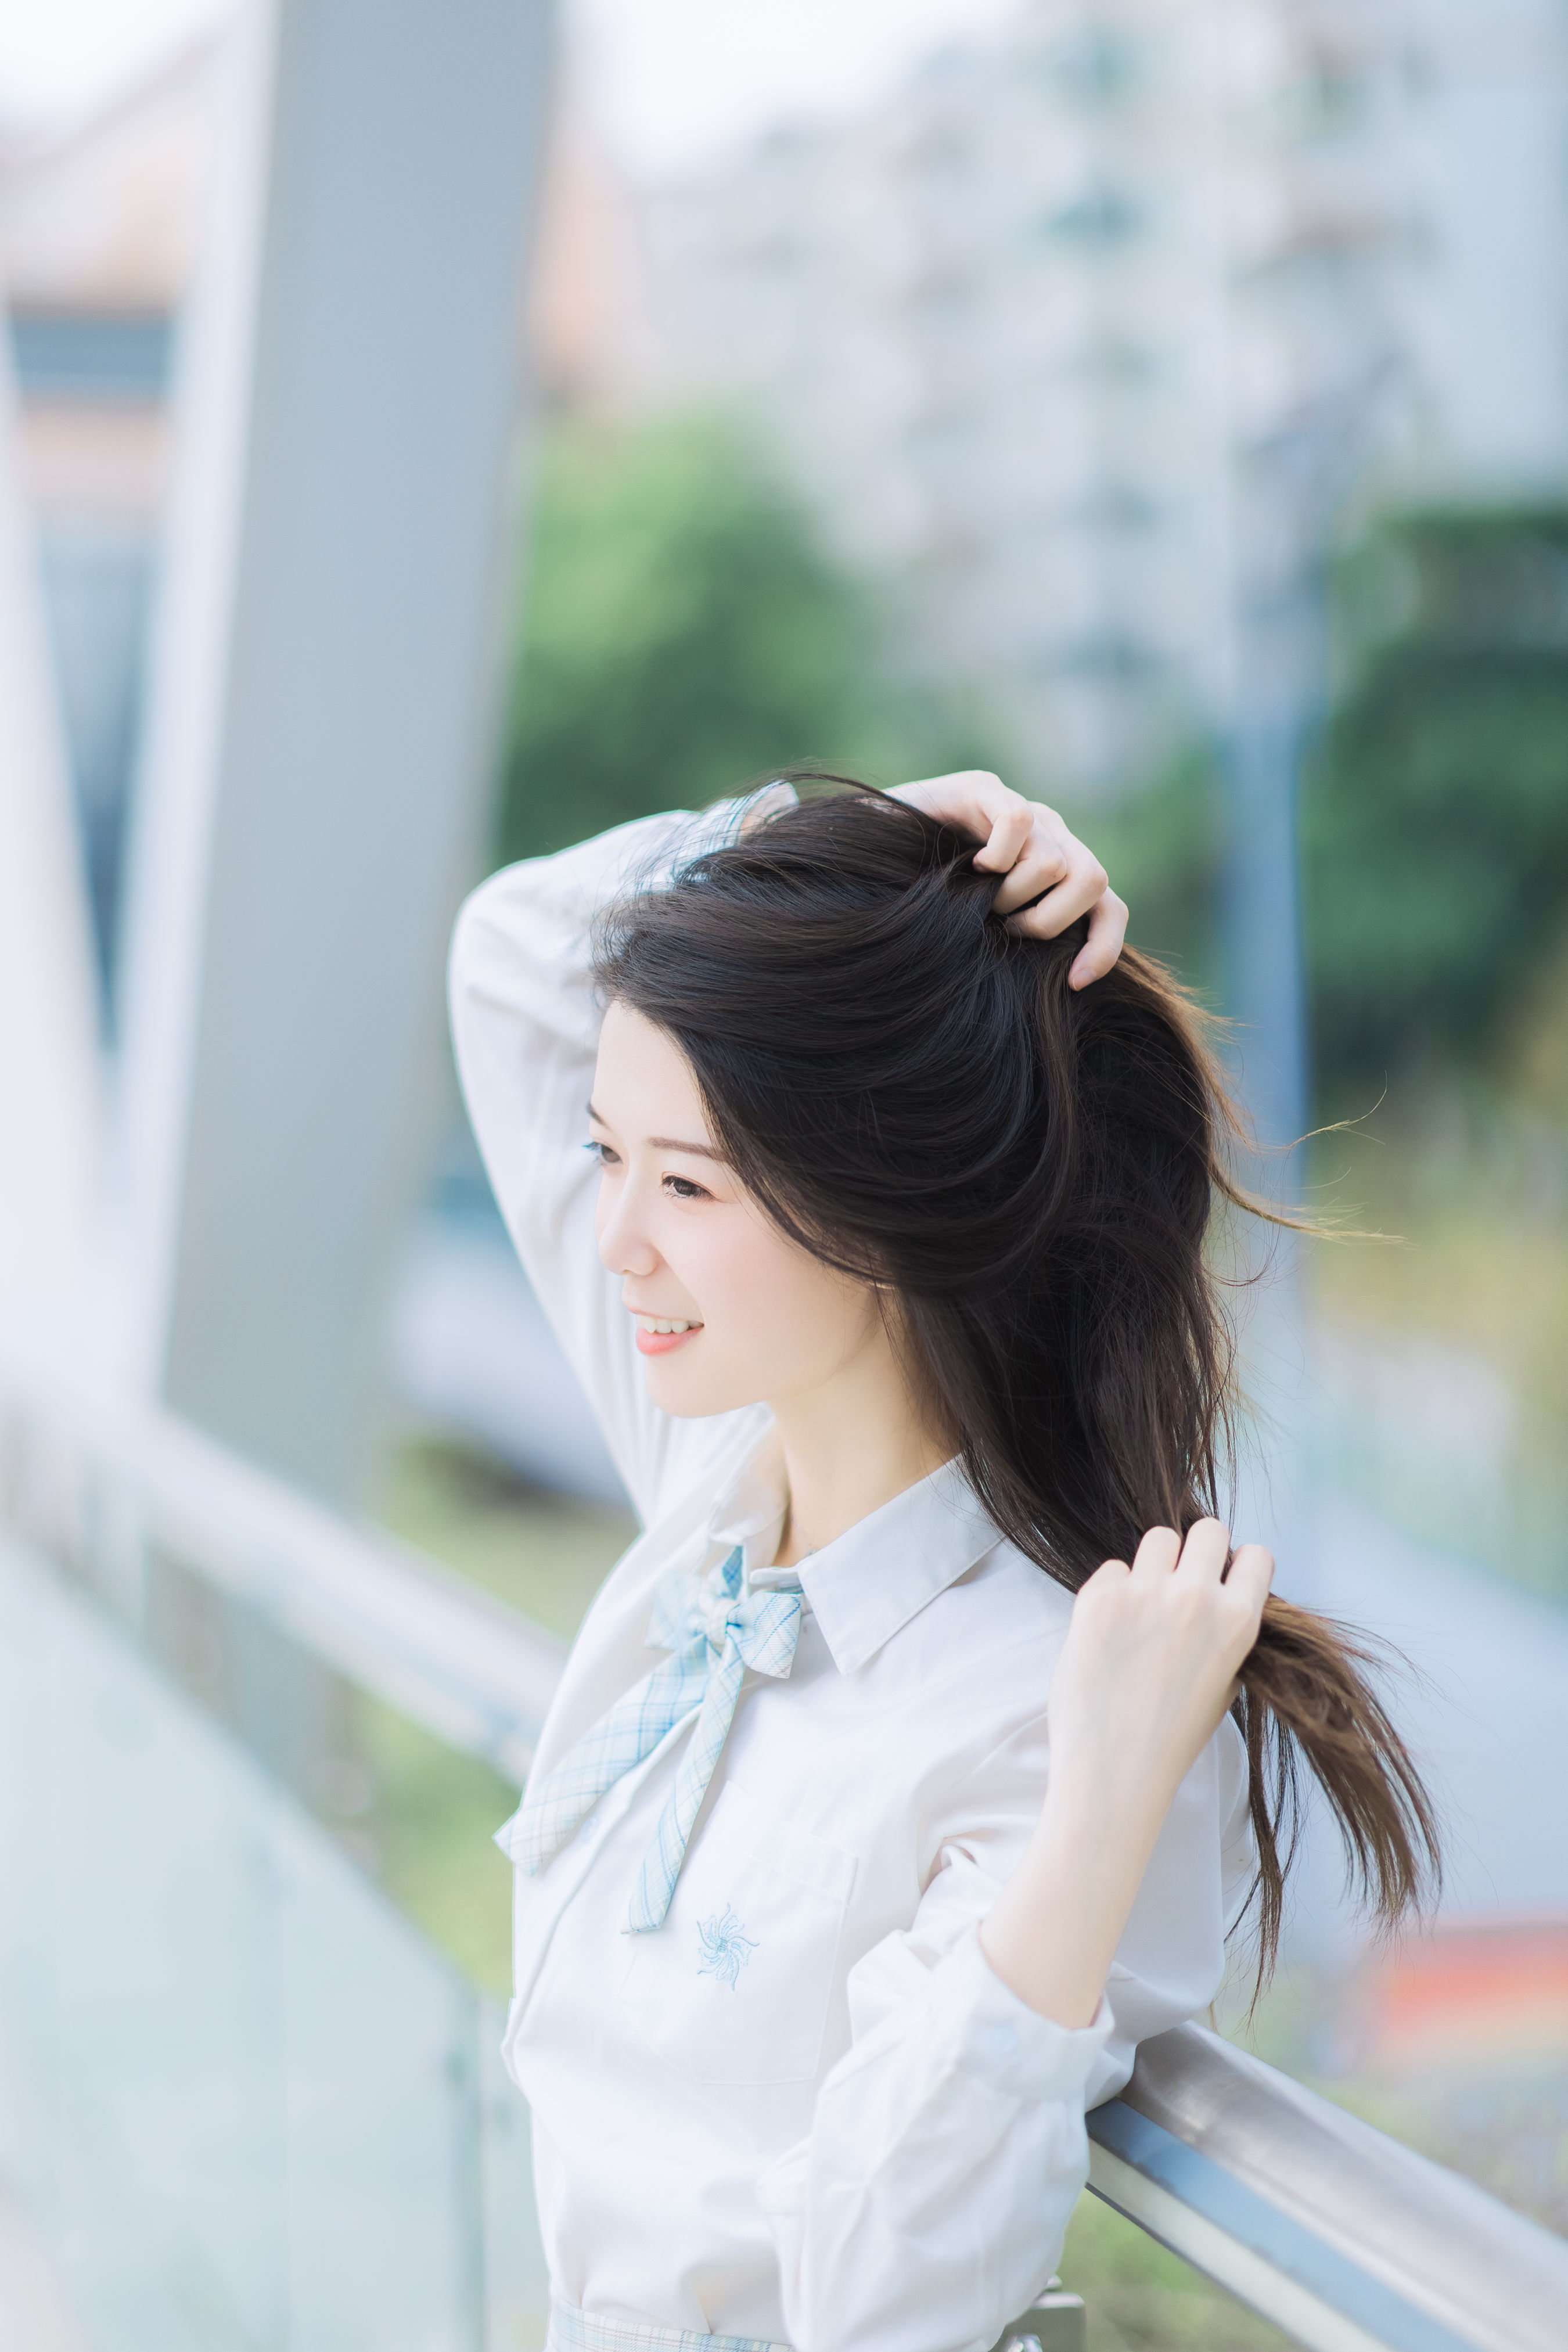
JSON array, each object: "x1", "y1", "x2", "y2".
[{"x1": 546, "y1": 2296, "x2": 790, "y2": 2352}]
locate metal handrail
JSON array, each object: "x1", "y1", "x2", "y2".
[
  {"x1": 3, "y1": 1357, "x2": 1566, "y2": 2352},
  {"x1": 1091, "y1": 2023, "x2": 1568, "y2": 2352},
  {"x1": 0, "y1": 1355, "x2": 563, "y2": 1784}
]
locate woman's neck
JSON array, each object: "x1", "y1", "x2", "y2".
[{"x1": 767, "y1": 1343, "x2": 954, "y2": 1567}]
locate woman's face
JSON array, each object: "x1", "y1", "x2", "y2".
[{"x1": 590, "y1": 1001, "x2": 885, "y2": 1419}]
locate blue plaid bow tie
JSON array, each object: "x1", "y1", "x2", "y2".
[{"x1": 496, "y1": 1546, "x2": 803, "y2": 1932}]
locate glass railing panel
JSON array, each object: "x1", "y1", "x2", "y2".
[
  {"x1": 0, "y1": 1531, "x2": 549, "y2": 2352},
  {"x1": 481, "y1": 2011, "x2": 550, "y2": 2352}
]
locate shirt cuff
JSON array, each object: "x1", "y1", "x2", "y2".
[
  {"x1": 681, "y1": 778, "x2": 798, "y2": 864},
  {"x1": 934, "y1": 1924, "x2": 1114, "y2": 2102}
]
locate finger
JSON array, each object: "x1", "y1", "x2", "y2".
[
  {"x1": 972, "y1": 800, "x2": 1035, "y2": 875},
  {"x1": 1176, "y1": 1518, "x2": 1231, "y2": 1583},
  {"x1": 893, "y1": 772, "x2": 1046, "y2": 876},
  {"x1": 892, "y1": 769, "x2": 1008, "y2": 836},
  {"x1": 990, "y1": 817, "x2": 1072, "y2": 912},
  {"x1": 891, "y1": 770, "x2": 999, "y2": 802},
  {"x1": 1224, "y1": 1544, "x2": 1275, "y2": 1613},
  {"x1": 1004, "y1": 842, "x2": 1109, "y2": 940},
  {"x1": 1130, "y1": 1524, "x2": 1181, "y2": 1580},
  {"x1": 1069, "y1": 887, "x2": 1130, "y2": 988},
  {"x1": 1076, "y1": 1555, "x2": 1132, "y2": 1607}
]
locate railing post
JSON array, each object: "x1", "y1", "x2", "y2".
[{"x1": 991, "y1": 2279, "x2": 1086, "y2": 2352}]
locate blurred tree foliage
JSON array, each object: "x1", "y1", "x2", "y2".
[
  {"x1": 496, "y1": 412, "x2": 990, "y2": 862},
  {"x1": 1059, "y1": 745, "x2": 1224, "y2": 998},
  {"x1": 1303, "y1": 504, "x2": 1568, "y2": 1088}
]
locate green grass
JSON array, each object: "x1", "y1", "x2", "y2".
[
  {"x1": 351, "y1": 1696, "x2": 520, "y2": 1993},
  {"x1": 1307, "y1": 1083, "x2": 1568, "y2": 1456},
  {"x1": 1300, "y1": 970, "x2": 1568, "y2": 1598},
  {"x1": 1060, "y1": 2195, "x2": 1293, "y2": 2351},
  {"x1": 378, "y1": 1433, "x2": 636, "y2": 1637}
]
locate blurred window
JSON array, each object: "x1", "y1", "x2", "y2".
[
  {"x1": 891, "y1": 120, "x2": 973, "y2": 178},
  {"x1": 1040, "y1": 185, "x2": 1147, "y2": 251},
  {"x1": 1046, "y1": 25, "x2": 1144, "y2": 110},
  {"x1": 1041, "y1": 625, "x2": 1162, "y2": 681},
  {"x1": 732, "y1": 232, "x2": 808, "y2": 275},
  {"x1": 1067, "y1": 483, "x2": 1164, "y2": 533},
  {"x1": 1064, "y1": 336, "x2": 1164, "y2": 387},
  {"x1": 1289, "y1": 43, "x2": 1371, "y2": 140},
  {"x1": 9, "y1": 310, "x2": 173, "y2": 405},
  {"x1": 35, "y1": 520, "x2": 155, "y2": 1022},
  {"x1": 904, "y1": 404, "x2": 979, "y2": 456},
  {"x1": 900, "y1": 264, "x2": 976, "y2": 315}
]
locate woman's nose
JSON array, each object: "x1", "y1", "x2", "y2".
[{"x1": 596, "y1": 1185, "x2": 658, "y2": 1279}]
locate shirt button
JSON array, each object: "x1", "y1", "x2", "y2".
[
  {"x1": 579, "y1": 1813, "x2": 600, "y2": 1840},
  {"x1": 988, "y1": 2022, "x2": 1018, "y2": 2059}
]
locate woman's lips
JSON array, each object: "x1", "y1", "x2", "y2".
[{"x1": 632, "y1": 1317, "x2": 703, "y2": 1357}]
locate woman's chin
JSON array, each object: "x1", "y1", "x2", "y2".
[{"x1": 640, "y1": 1348, "x2": 753, "y2": 1420}]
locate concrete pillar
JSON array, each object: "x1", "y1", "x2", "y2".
[{"x1": 114, "y1": 0, "x2": 552, "y2": 1501}]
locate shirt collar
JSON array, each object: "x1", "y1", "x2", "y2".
[{"x1": 708, "y1": 1442, "x2": 1003, "y2": 1675}]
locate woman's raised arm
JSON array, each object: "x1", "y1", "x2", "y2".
[{"x1": 448, "y1": 804, "x2": 767, "y2": 1524}]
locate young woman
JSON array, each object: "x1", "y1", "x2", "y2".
[{"x1": 449, "y1": 770, "x2": 1436, "y2": 2352}]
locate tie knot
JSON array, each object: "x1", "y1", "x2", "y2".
[
  {"x1": 720, "y1": 1584, "x2": 803, "y2": 1677},
  {"x1": 648, "y1": 1555, "x2": 802, "y2": 1682},
  {"x1": 703, "y1": 1585, "x2": 737, "y2": 1653}
]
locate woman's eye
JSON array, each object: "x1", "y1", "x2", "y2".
[
  {"x1": 585, "y1": 1139, "x2": 620, "y2": 1168},
  {"x1": 663, "y1": 1173, "x2": 710, "y2": 1202}
]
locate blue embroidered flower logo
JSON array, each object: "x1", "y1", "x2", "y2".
[{"x1": 696, "y1": 1905, "x2": 757, "y2": 1990}]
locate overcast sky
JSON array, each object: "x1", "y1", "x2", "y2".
[{"x1": 0, "y1": 0, "x2": 1020, "y2": 175}]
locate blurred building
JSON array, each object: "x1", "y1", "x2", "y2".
[
  {"x1": 622, "y1": 0, "x2": 1568, "y2": 789},
  {"x1": 0, "y1": 31, "x2": 595, "y2": 1026},
  {"x1": 12, "y1": 3, "x2": 1568, "y2": 886},
  {"x1": 0, "y1": 38, "x2": 216, "y2": 1013}
]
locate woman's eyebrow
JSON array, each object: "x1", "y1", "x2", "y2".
[
  {"x1": 587, "y1": 1102, "x2": 723, "y2": 1160},
  {"x1": 648, "y1": 1135, "x2": 725, "y2": 1160}
]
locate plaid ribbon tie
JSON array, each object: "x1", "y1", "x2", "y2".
[{"x1": 495, "y1": 1547, "x2": 802, "y2": 1932}]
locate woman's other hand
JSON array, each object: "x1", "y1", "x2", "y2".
[
  {"x1": 890, "y1": 769, "x2": 1128, "y2": 987},
  {"x1": 979, "y1": 1519, "x2": 1273, "y2": 2029},
  {"x1": 1046, "y1": 1522, "x2": 1274, "y2": 1838}
]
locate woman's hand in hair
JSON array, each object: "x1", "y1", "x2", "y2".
[
  {"x1": 979, "y1": 1519, "x2": 1273, "y2": 2030},
  {"x1": 1046, "y1": 1520, "x2": 1275, "y2": 1829},
  {"x1": 889, "y1": 769, "x2": 1128, "y2": 987}
]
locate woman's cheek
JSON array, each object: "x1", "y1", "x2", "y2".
[{"x1": 679, "y1": 1225, "x2": 751, "y2": 1337}]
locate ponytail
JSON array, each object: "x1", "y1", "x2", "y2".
[{"x1": 1236, "y1": 1602, "x2": 1438, "y2": 1975}]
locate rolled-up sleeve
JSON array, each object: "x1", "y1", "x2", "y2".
[
  {"x1": 758, "y1": 1922, "x2": 1108, "y2": 2352},
  {"x1": 757, "y1": 1710, "x2": 1254, "y2": 2352}
]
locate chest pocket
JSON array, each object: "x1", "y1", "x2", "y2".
[{"x1": 617, "y1": 1778, "x2": 856, "y2": 2086}]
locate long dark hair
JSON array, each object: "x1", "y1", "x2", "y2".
[{"x1": 596, "y1": 781, "x2": 1439, "y2": 1978}]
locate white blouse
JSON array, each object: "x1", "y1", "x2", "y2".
[{"x1": 448, "y1": 804, "x2": 1256, "y2": 2352}]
